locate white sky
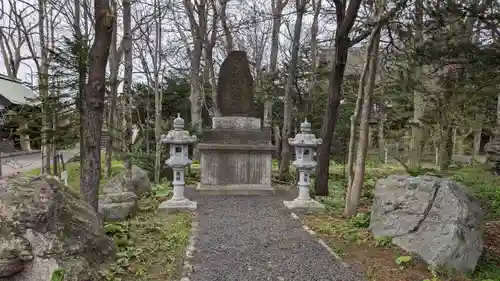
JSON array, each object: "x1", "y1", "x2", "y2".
[{"x1": 0, "y1": 0, "x2": 362, "y2": 89}]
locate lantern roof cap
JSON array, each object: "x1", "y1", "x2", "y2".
[
  {"x1": 300, "y1": 118, "x2": 311, "y2": 133},
  {"x1": 173, "y1": 113, "x2": 184, "y2": 130}
]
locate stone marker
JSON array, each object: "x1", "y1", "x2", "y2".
[
  {"x1": 197, "y1": 51, "x2": 275, "y2": 195},
  {"x1": 216, "y1": 51, "x2": 257, "y2": 117},
  {"x1": 370, "y1": 175, "x2": 484, "y2": 273}
]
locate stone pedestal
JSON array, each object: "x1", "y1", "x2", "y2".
[
  {"x1": 158, "y1": 166, "x2": 197, "y2": 213},
  {"x1": 197, "y1": 117, "x2": 275, "y2": 195},
  {"x1": 158, "y1": 197, "x2": 197, "y2": 213},
  {"x1": 283, "y1": 168, "x2": 325, "y2": 213}
]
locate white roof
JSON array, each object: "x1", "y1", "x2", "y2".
[{"x1": 0, "y1": 75, "x2": 38, "y2": 105}]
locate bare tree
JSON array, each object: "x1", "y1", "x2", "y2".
[
  {"x1": 122, "y1": 0, "x2": 133, "y2": 178},
  {"x1": 218, "y1": 0, "x2": 233, "y2": 53},
  {"x1": 104, "y1": 0, "x2": 122, "y2": 178},
  {"x1": 153, "y1": 0, "x2": 163, "y2": 184},
  {"x1": 305, "y1": 0, "x2": 321, "y2": 117},
  {"x1": 183, "y1": 0, "x2": 207, "y2": 135},
  {"x1": 314, "y1": 0, "x2": 363, "y2": 196},
  {"x1": 278, "y1": 0, "x2": 308, "y2": 180},
  {"x1": 345, "y1": 21, "x2": 382, "y2": 216},
  {"x1": 264, "y1": 0, "x2": 288, "y2": 128},
  {"x1": 80, "y1": 0, "x2": 114, "y2": 211}
]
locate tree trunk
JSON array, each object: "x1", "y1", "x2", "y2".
[
  {"x1": 80, "y1": 0, "x2": 113, "y2": 211},
  {"x1": 218, "y1": 0, "x2": 233, "y2": 54},
  {"x1": 183, "y1": 0, "x2": 206, "y2": 136},
  {"x1": 408, "y1": 0, "x2": 424, "y2": 171},
  {"x1": 314, "y1": 0, "x2": 363, "y2": 196},
  {"x1": 264, "y1": 0, "x2": 288, "y2": 128},
  {"x1": 378, "y1": 109, "x2": 386, "y2": 162},
  {"x1": 345, "y1": 23, "x2": 381, "y2": 217},
  {"x1": 278, "y1": 0, "x2": 306, "y2": 180},
  {"x1": 105, "y1": 0, "x2": 119, "y2": 178},
  {"x1": 306, "y1": 0, "x2": 321, "y2": 118},
  {"x1": 74, "y1": 0, "x2": 87, "y2": 163},
  {"x1": 153, "y1": 0, "x2": 163, "y2": 184},
  {"x1": 122, "y1": 0, "x2": 133, "y2": 179},
  {"x1": 37, "y1": 0, "x2": 51, "y2": 174},
  {"x1": 347, "y1": 35, "x2": 374, "y2": 191},
  {"x1": 473, "y1": 128, "x2": 481, "y2": 158},
  {"x1": 438, "y1": 124, "x2": 453, "y2": 171}
]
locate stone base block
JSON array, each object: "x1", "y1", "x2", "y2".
[
  {"x1": 283, "y1": 198, "x2": 325, "y2": 213},
  {"x1": 158, "y1": 198, "x2": 197, "y2": 214},
  {"x1": 212, "y1": 116, "x2": 260, "y2": 130},
  {"x1": 197, "y1": 183, "x2": 275, "y2": 196}
]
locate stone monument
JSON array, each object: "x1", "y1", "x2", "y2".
[{"x1": 197, "y1": 51, "x2": 275, "y2": 195}]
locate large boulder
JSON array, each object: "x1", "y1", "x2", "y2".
[
  {"x1": 370, "y1": 175, "x2": 484, "y2": 273},
  {"x1": 0, "y1": 176, "x2": 116, "y2": 281},
  {"x1": 102, "y1": 165, "x2": 151, "y2": 197}
]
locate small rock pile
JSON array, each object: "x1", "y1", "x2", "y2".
[
  {"x1": 0, "y1": 176, "x2": 115, "y2": 281},
  {"x1": 370, "y1": 175, "x2": 484, "y2": 273},
  {"x1": 98, "y1": 165, "x2": 151, "y2": 222}
]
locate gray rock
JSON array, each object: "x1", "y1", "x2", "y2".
[
  {"x1": 100, "y1": 192, "x2": 137, "y2": 204},
  {"x1": 451, "y1": 155, "x2": 473, "y2": 165},
  {"x1": 102, "y1": 165, "x2": 151, "y2": 197},
  {"x1": 98, "y1": 201, "x2": 138, "y2": 222},
  {"x1": 98, "y1": 192, "x2": 138, "y2": 222},
  {"x1": 0, "y1": 224, "x2": 32, "y2": 277},
  {"x1": 370, "y1": 175, "x2": 484, "y2": 273},
  {"x1": 127, "y1": 165, "x2": 151, "y2": 197},
  {"x1": 0, "y1": 176, "x2": 116, "y2": 281}
]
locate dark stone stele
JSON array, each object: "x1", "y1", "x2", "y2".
[{"x1": 216, "y1": 51, "x2": 259, "y2": 118}]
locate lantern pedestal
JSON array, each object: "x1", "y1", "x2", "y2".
[
  {"x1": 283, "y1": 168, "x2": 325, "y2": 213},
  {"x1": 158, "y1": 166, "x2": 197, "y2": 214},
  {"x1": 158, "y1": 197, "x2": 197, "y2": 214},
  {"x1": 283, "y1": 198, "x2": 325, "y2": 212}
]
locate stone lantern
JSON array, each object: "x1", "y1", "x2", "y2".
[
  {"x1": 283, "y1": 119, "x2": 325, "y2": 212},
  {"x1": 158, "y1": 113, "x2": 198, "y2": 213}
]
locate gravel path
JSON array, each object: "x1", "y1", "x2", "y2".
[{"x1": 187, "y1": 195, "x2": 365, "y2": 281}]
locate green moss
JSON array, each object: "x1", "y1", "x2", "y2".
[
  {"x1": 104, "y1": 196, "x2": 191, "y2": 281},
  {"x1": 50, "y1": 268, "x2": 65, "y2": 281}
]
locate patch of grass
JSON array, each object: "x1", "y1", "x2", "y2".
[
  {"x1": 24, "y1": 159, "x2": 125, "y2": 192},
  {"x1": 104, "y1": 196, "x2": 191, "y2": 281},
  {"x1": 446, "y1": 165, "x2": 500, "y2": 218}
]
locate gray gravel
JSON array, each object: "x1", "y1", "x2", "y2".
[{"x1": 187, "y1": 195, "x2": 366, "y2": 281}]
